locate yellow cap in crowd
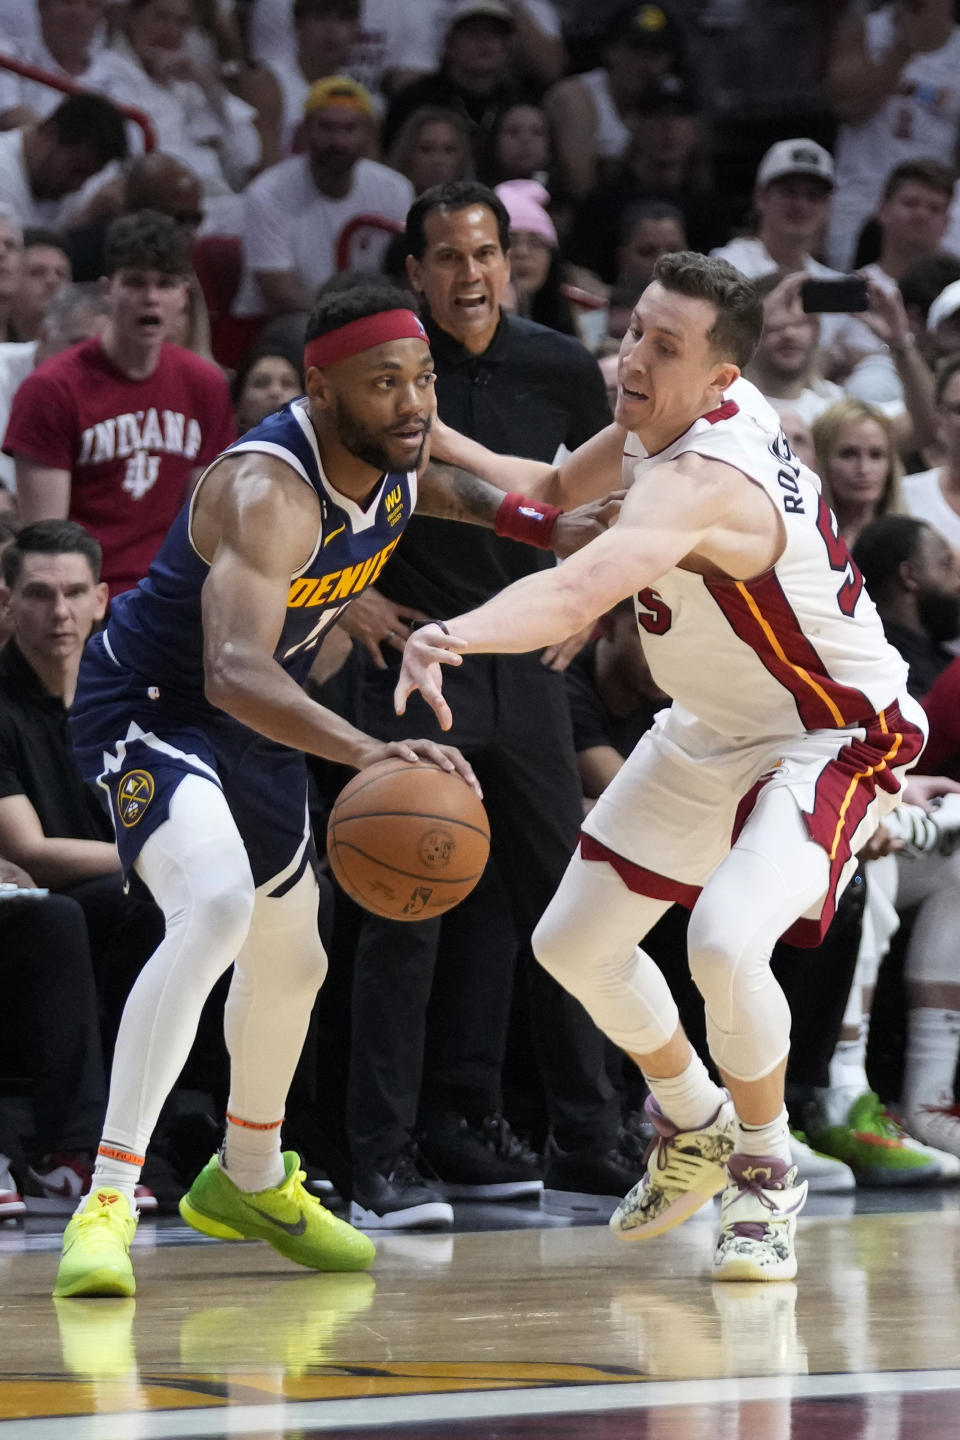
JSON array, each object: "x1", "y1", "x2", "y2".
[{"x1": 303, "y1": 76, "x2": 375, "y2": 119}]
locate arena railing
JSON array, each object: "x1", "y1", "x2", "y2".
[{"x1": 0, "y1": 52, "x2": 156, "y2": 152}]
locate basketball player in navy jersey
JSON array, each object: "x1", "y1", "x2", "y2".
[
  {"x1": 396, "y1": 252, "x2": 929, "y2": 1282},
  {"x1": 53, "y1": 279, "x2": 572, "y2": 1299}
]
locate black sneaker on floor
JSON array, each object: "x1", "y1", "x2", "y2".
[
  {"x1": 349, "y1": 1149, "x2": 453, "y2": 1231},
  {"x1": 418, "y1": 1112, "x2": 543, "y2": 1201},
  {"x1": 541, "y1": 1137, "x2": 643, "y2": 1214}
]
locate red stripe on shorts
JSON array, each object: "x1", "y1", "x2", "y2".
[
  {"x1": 579, "y1": 831, "x2": 702, "y2": 907},
  {"x1": 784, "y1": 700, "x2": 926, "y2": 945}
]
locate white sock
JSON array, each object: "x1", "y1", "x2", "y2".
[
  {"x1": 644, "y1": 1053, "x2": 727, "y2": 1132},
  {"x1": 902, "y1": 1008, "x2": 960, "y2": 1115},
  {"x1": 82, "y1": 1142, "x2": 143, "y2": 1212},
  {"x1": 221, "y1": 1111, "x2": 285, "y2": 1192},
  {"x1": 734, "y1": 1107, "x2": 792, "y2": 1166}
]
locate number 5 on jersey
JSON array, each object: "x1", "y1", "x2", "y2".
[
  {"x1": 816, "y1": 496, "x2": 864, "y2": 617},
  {"x1": 636, "y1": 587, "x2": 673, "y2": 635}
]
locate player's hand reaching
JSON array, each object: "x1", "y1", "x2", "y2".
[
  {"x1": 340, "y1": 587, "x2": 430, "y2": 668},
  {"x1": 393, "y1": 622, "x2": 468, "y2": 732},
  {"x1": 541, "y1": 619, "x2": 596, "y2": 671},
  {"x1": 355, "y1": 734, "x2": 480, "y2": 796},
  {"x1": 550, "y1": 492, "x2": 626, "y2": 559}
]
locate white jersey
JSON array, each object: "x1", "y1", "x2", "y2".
[{"x1": 622, "y1": 378, "x2": 908, "y2": 739}]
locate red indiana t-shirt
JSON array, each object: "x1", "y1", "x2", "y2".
[{"x1": 4, "y1": 338, "x2": 236, "y2": 595}]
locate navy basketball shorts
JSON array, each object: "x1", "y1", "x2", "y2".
[{"x1": 70, "y1": 632, "x2": 316, "y2": 889}]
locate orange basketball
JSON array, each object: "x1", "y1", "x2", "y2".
[{"x1": 326, "y1": 758, "x2": 490, "y2": 921}]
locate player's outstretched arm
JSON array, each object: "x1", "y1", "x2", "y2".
[
  {"x1": 428, "y1": 415, "x2": 628, "y2": 510},
  {"x1": 200, "y1": 456, "x2": 478, "y2": 788},
  {"x1": 395, "y1": 458, "x2": 730, "y2": 729}
]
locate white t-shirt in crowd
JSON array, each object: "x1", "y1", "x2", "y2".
[
  {"x1": 764, "y1": 381, "x2": 844, "y2": 429},
  {"x1": 0, "y1": 129, "x2": 64, "y2": 227},
  {"x1": 828, "y1": 5, "x2": 960, "y2": 270},
  {"x1": 901, "y1": 467, "x2": 960, "y2": 554},
  {"x1": 249, "y1": 0, "x2": 438, "y2": 97},
  {"x1": 576, "y1": 68, "x2": 631, "y2": 162},
  {"x1": 0, "y1": 338, "x2": 37, "y2": 492},
  {"x1": 92, "y1": 41, "x2": 259, "y2": 198},
  {"x1": 233, "y1": 156, "x2": 414, "y2": 316},
  {"x1": 0, "y1": 30, "x2": 107, "y2": 120}
]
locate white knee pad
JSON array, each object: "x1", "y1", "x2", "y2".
[
  {"x1": 533, "y1": 850, "x2": 679, "y2": 1056},
  {"x1": 687, "y1": 911, "x2": 792, "y2": 1081}
]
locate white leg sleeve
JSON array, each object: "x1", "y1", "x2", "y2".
[
  {"x1": 532, "y1": 847, "x2": 679, "y2": 1055},
  {"x1": 224, "y1": 865, "x2": 329, "y2": 1124},
  {"x1": 687, "y1": 787, "x2": 830, "y2": 1083},
  {"x1": 103, "y1": 775, "x2": 256, "y2": 1156},
  {"x1": 899, "y1": 850, "x2": 960, "y2": 986}
]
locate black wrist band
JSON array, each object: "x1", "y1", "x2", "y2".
[{"x1": 414, "y1": 619, "x2": 450, "y2": 634}]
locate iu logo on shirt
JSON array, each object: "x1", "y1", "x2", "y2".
[{"x1": 122, "y1": 452, "x2": 161, "y2": 500}]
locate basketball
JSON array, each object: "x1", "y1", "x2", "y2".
[{"x1": 326, "y1": 758, "x2": 490, "y2": 920}]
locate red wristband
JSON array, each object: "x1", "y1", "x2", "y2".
[{"x1": 494, "y1": 492, "x2": 562, "y2": 549}]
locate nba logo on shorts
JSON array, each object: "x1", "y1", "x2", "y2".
[{"x1": 118, "y1": 769, "x2": 155, "y2": 828}]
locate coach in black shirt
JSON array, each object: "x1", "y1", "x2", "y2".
[
  {"x1": 338, "y1": 181, "x2": 639, "y2": 1227},
  {"x1": 0, "y1": 521, "x2": 163, "y2": 1198},
  {"x1": 0, "y1": 520, "x2": 163, "y2": 993}
]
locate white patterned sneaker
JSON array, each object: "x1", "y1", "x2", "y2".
[
  {"x1": 610, "y1": 1093, "x2": 735, "y2": 1242},
  {"x1": 712, "y1": 1154, "x2": 808, "y2": 1283}
]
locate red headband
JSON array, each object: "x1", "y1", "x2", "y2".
[{"x1": 304, "y1": 310, "x2": 429, "y2": 369}]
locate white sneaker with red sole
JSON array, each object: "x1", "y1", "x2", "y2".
[{"x1": 25, "y1": 1154, "x2": 156, "y2": 1214}]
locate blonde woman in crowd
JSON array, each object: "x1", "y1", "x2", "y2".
[{"x1": 813, "y1": 398, "x2": 905, "y2": 550}]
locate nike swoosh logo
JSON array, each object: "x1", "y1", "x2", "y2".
[
  {"x1": 324, "y1": 523, "x2": 346, "y2": 546},
  {"x1": 243, "y1": 1201, "x2": 307, "y2": 1236}
]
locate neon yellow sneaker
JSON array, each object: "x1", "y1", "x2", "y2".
[
  {"x1": 179, "y1": 1152, "x2": 375, "y2": 1271},
  {"x1": 52, "y1": 1187, "x2": 137, "y2": 1298}
]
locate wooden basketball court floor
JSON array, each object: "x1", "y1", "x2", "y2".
[{"x1": 3, "y1": 1188, "x2": 960, "y2": 1440}]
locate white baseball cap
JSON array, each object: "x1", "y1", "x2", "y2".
[
  {"x1": 446, "y1": 0, "x2": 514, "y2": 29},
  {"x1": 756, "y1": 139, "x2": 835, "y2": 190},
  {"x1": 927, "y1": 278, "x2": 960, "y2": 331}
]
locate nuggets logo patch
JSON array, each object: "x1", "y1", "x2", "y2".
[{"x1": 117, "y1": 769, "x2": 155, "y2": 828}]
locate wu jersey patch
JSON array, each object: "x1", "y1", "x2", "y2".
[{"x1": 117, "y1": 769, "x2": 155, "y2": 828}]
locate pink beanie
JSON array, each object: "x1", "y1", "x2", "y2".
[{"x1": 494, "y1": 179, "x2": 558, "y2": 247}]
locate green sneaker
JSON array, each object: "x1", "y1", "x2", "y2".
[
  {"x1": 807, "y1": 1092, "x2": 939, "y2": 1186},
  {"x1": 53, "y1": 1187, "x2": 137, "y2": 1298},
  {"x1": 179, "y1": 1152, "x2": 375, "y2": 1271}
]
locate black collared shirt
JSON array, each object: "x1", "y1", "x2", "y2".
[
  {"x1": 381, "y1": 311, "x2": 611, "y2": 615},
  {"x1": 0, "y1": 640, "x2": 111, "y2": 841}
]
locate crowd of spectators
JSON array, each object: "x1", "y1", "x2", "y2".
[{"x1": 3, "y1": 0, "x2": 960, "y2": 1227}]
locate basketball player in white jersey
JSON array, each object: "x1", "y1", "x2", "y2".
[{"x1": 396, "y1": 251, "x2": 927, "y2": 1282}]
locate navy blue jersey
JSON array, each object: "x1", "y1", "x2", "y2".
[{"x1": 104, "y1": 398, "x2": 418, "y2": 697}]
